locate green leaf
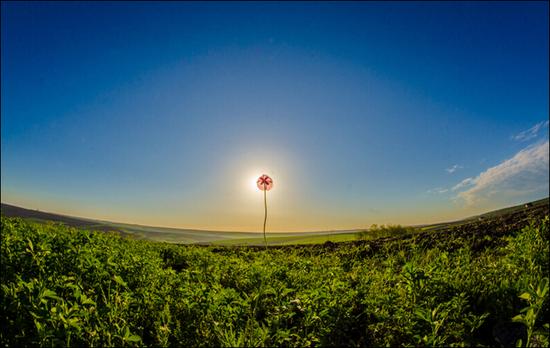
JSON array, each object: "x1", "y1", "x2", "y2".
[
  {"x1": 27, "y1": 238, "x2": 34, "y2": 252},
  {"x1": 414, "y1": 308, "x2": 430, "y2": 322},
  {"x1": 126, "y1": 334, "x2": 142, "y2": 342},
  {"x1": 107, "y1": 257, "x2": 117, "y2": 267},
  {"x1": 519, "y1": 292, "x2": 531, "y2": 301},
  {"x1": 42, "y1": 289, "x2": 62, "y2": 301},
  {"x1": 113, "y1": 275, "x2": 127, "y2": 287},
  {"x1": 81, "y1": 295, "x2": 96, "y2": 306},
  {"x1": 67, "y1": 318, "x2": 81, "y2": 328},
  {"x1": 512, "y1": 314, "x2": 524, "y2": 322}
]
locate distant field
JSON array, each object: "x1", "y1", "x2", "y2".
[
  {"x1": 0, "y1": 203, "x2": 363, "y2": 244},
  {"x1": 2, "y1": 197, "x2": 548, "y2": 245},
  {"x1": 214, "y1": 231, "x2": 359, "y2": 246}
]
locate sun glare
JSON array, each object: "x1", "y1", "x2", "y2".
[
  {"x1": 247, "y1": 172, "x2": 273, "y2": 192},
  {"x1": 250, "y1": 175, "x2": 259, "y2": 190}
]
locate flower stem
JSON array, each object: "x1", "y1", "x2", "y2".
[{"x1": 263, "y1": 188, "x2": 268, "y2": 248}]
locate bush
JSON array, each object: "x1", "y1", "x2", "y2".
[{"x1": 356, "y1": 224, "x2": 417, "y2": 240}]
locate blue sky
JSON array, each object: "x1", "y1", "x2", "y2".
[{"x1": 1, "y1": 1, "x2": 548, "y2": 231}]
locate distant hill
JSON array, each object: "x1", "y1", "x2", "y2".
[
  {"x1": 1, "y1": 203, "x2": 108, "y2": 229},
  {"x1": 0, "y1": 203, "x2": 355, "y2": 244},
  {"x1": 415, "y1": 197, "x2": 549, "y2": 232}
]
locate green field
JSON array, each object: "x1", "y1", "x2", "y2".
[
  {"x1": 1, "y1": 199, "x2": 549, "y2": 347},
  {"x1": 1, "y1": 203, "x2": 364, "y2": 244},
  {"x1": 214, "y1": 232, "x2": 359, "y2": 246}
]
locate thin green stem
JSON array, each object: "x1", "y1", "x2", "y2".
[{"x1": 263, "y1": 188, "x2": 267, "y2": 248}]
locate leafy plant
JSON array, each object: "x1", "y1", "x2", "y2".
[
  {"x1": 513, "y1": 278, "x2": 549, "y2": 347},
  {"x1": 1, "y1": 210, "x2": 548, "y2": 347}
]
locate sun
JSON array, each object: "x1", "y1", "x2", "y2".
[
  {"x1": 247, "y1": 172, "x2": 272, "y2": 191},
  {"x1": 249, "y1": 175, "x2": 260, "y2": 190}
]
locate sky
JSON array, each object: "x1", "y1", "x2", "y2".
[{"x1": 1, "y1": 1, "x2": 549, "y2": 232}]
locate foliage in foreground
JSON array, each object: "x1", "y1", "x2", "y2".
[{"x1": 1, "y1": 215, "x2": 549, "y2": 347}]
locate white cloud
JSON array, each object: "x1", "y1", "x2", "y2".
[
  {"x1": 511, "y1": 120, "x2": 549, "y2": 142},
  {"x1": 446, "y1": 164, "x2": 463, "y2": 174},
  {"x1": 454, "y1": 140, "x2": 549, "y2": 206},
  {"x1": 452, "y1": 177, "x2": 475, "y2": 191}
]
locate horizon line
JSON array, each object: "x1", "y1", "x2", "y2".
[{"x1": 2, "y1": 197, "x2": 548, "y2": 234}]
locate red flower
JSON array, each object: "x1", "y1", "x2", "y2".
[{"x1": 257, "y1": 174, "x2": 273, "y2": 191}]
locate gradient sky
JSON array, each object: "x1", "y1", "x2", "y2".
[{"x1": 1, "y1": 1, "x2": 549, "y2": 232}]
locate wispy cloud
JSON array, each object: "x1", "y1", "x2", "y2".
[
  {"x1": 452, "y1": 177, "x2": 475, "y2": 191},
  {"x1": 427, "y1": 187, "x2": 449, "y2": 194},
  {"x1": 453, "y1": 140, "x2": 549, "y2": 206},
  {"x1": 446, "y1": 164, "x2": 463, "y2": 174},
  {"x1": 511, "y1": 120, "x2": 549, "y2": 142}
]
